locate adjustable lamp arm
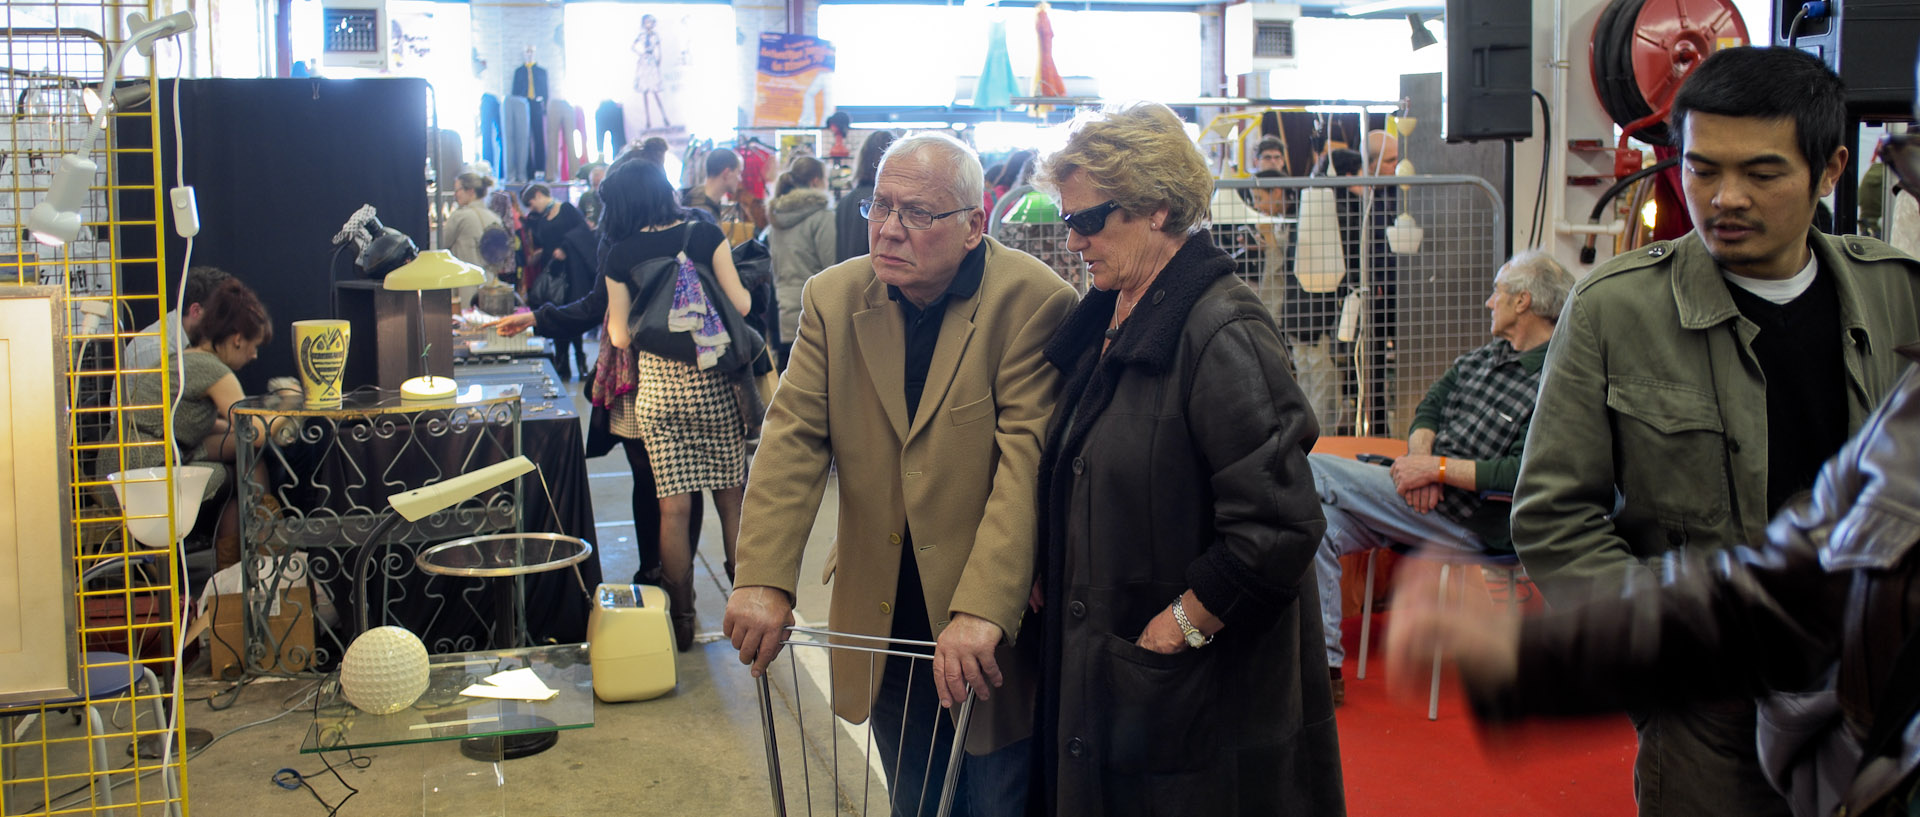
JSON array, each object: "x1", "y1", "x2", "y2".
[{"x1": 353, "y1": 457, "x2": 537, "y2": 633}]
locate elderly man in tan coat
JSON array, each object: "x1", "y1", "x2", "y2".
[{"x1": 724, "y1": 133, "x2": 1076, "y2": 816}]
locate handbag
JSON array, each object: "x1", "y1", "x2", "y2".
[
  {"x1": 581, "y1": 359, "x2": 617, "y2": 458},
  {"x1": 734, "y1": 342, "x2": 779, "y2": 441},
  {"x1": 622, "y1": 227, "x2": 704, "y2": 364}
]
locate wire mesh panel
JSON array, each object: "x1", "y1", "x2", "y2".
[
  {"x1": 3, "y1": 2, "x2": 188, "y2": 816},
  {"x1": 756, "y1": 627, "x2": 975, "y2": 817},
  {"x1": 995, "y1": 175, "x2": 1506, "y2": 441}
]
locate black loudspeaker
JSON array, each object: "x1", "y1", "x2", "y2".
[
  {"x1": 1777, "y1": 0, "x2": 1920, "y2": 116},
  {"x1": 1444, "y1": 0, "x2": 1534, "y2": 142}
]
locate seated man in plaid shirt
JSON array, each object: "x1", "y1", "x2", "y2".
[{"x1": 1309, "y1": 250, "x2": 1573, "y2": 704}]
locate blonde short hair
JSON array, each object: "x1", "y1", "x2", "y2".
[{"x1": 1032, "y1": 102, "x2": 1214, "y2": 235}]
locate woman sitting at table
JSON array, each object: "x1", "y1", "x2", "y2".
[{"x1": 119, "y1": 275, "x2": 276, "y2": 568}]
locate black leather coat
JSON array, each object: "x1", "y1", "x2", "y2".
[
  {"x1": 1478, "y1": 346, "x2": 1920, "y2": 817},
  {"x1": 1032, "y1": 233, "x2": 1345, "y2": 816}
]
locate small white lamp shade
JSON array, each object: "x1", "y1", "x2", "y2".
[
  {"x1": 107, "y1": 465, "x2": 215, "y2": 548},
  {"x1": 1208, "y1": 187, "x2": 1282, "y2": 226},
  {"x1": 1387, "y1": 212, "x2": 1425, "y2": 255},
  {"x1": 1294, "y1": 188, "x2": 1347, "y2": 293},
  {"x1": 384, "y1": 250, "x2": 485, "y2": 292},
  {"x1": 340, "y1": 626, "x2": 430, "y2": 714},
  {"x1": 27, "y1": 154, "x2": 99, "y2": 246}
]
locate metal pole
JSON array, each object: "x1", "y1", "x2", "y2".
[{"x1": 757, "y1": 673, "x2": 789, "y2": 817}]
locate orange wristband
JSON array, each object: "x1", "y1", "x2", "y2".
[{"x1": 1439, "y1": 457, "x2": 1448, "y2": 484}]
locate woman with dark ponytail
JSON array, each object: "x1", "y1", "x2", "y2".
[{"x1": 766, "y1": 155, "x2": 836, "y2": 367}]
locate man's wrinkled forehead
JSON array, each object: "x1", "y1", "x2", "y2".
[{"x1": 876, "y1": 155, "x2": 962, "y2": 209}]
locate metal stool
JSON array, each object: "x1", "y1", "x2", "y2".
[
  {"x1": 0, "y1": 651, "x2": 177, "y2": 815},
  {"x1": 1355, "y1": 550, "x2": 1529, "y2": 720}
]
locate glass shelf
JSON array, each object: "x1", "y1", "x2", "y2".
[{"x1": 302, "y1": 643, "x2": 593, "y2": 754}]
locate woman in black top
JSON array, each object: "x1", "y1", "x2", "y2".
[
  {"x1": 521, "y1": 183, "x2": 592, "y2": 379},
  {"x1": 599, "y1": 161, "x2": 754, "y2": 650}
]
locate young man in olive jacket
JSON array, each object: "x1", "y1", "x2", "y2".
[{"x1": 1512, "y1": 47, "x2": 1920, "y2": 817}]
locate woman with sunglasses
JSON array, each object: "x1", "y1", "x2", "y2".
[{"x1": 1026, "y1": 101, "x2": 1345, "y2": 816}]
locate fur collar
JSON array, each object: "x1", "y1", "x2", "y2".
[{"x1": 1043, "y1": 231, "x2": 1235, "y2": 375}]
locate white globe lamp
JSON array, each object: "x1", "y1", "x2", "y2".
[{"x1": 340, "y1": 626, "x2": 430, "y2": 715}]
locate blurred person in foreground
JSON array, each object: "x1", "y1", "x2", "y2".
[
  {"x1": 724, "y1": 133, "x2": 1076, "y2": 816},
  {"x1": 1386, "y1": 350, "x2": 1920, "y2": 817},
  {"x1": 1028, "y1": 101, "x2": 1344, "y2": 816},
  {"x1": 1511, "y1": 46, "x2": 1920, "y2": 817}
]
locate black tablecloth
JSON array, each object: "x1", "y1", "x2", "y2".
[{"x1": 263, "y1": 358, "x2": 599, "y2": 651}]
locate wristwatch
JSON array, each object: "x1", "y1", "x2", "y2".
[{"x1": 1172, "y1": 596, "x2": 1212, "y2": 649}]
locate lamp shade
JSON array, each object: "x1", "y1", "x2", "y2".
[
  {"x1": 340, "y1": 626, "x2": 430, "y2": 715},
  {"x1": 27, "y1": 154, "x2": 99, "y2": 246},
  {"x1": 106, "y1": 465, "x2": 216, "y2": 548},
  {"x1": 384, "y1": 250, "x2": 484, "y2": 292},
  {"x1": 1409, "y1": 13, "x2": 1439, "y2": 51},
  {"x1": 1002, "y1": 190, "x2": 1060, "y2": 224},
  {"x1": 1209, "y1": 187, "x2": 1282, "y2": 226}
]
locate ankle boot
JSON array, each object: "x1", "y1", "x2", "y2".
[{"x1": 663, "y1": 574, "x2": 696, "y2": 652}]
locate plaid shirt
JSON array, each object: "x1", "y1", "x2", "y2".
[{"x1": 1428, "y1": 339, "x2": 1542, "y2": 524}]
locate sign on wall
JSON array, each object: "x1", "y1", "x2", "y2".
[{"x1": 753, "y1": 33, "x2": 835, "y2": 128}]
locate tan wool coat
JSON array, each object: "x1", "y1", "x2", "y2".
[{"x1": 734, "y1": 236, "x2": 1077, "y2": 754}]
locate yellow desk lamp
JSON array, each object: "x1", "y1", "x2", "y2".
[{"x1": 383, "y1": 249, "x2": 484, "y2": 401}]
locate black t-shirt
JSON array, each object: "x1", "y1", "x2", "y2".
[
  {"x1": 602, "y1": 221, "x2": 727, "y2": 288},
  {"x1": 1726, "y1": 270, "x2": 1847, "y2": 514}
]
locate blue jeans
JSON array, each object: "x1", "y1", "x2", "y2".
[
  {"x1": 868, "y1": 650, "x2": 1031, "y2": 817},
  {"x1": 1309, "y1": 453, "x2": 1482, "y2": 668}
]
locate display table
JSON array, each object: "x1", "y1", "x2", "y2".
[
  {"x1": 233, "y1": 365, "x2": 599, "y2": 678},
  {"x1": 302, "y1": 643, "x2": 593, "y2": 758}
]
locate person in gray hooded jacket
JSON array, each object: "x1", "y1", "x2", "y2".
[{"x1": 767, "y1": 155, "x2": 837, "y2": 366}]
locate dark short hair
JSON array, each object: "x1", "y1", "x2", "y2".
[
  {"x1": 705, "y1": 148, "x2": 740, "y2": 177},
  {"x1": 190, "y1": 278, "x2": 271, "y2": 347},
  {"x1": 180, "y1": 266, "x2": 232, "y2": 310},
  {"x1": 599, "y1": 161, "x2": 685, "y2": 242},
  {"x1": 1669, "y1": 47, "x2": 1846, "y2": 191},
  {"x1": 1256, "y1": 136, "x2": 1286, "y2": 156},
  {"x1": 1327, "y1": 148, "x2": 1363, "y2": 177},
  {"x1": 519, "y1": 183, "x2": 551, "y2": 207}
]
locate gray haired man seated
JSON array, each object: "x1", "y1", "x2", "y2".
[{"x1": 1310, "y1": 250, "x2": 1573, "y2": 703}]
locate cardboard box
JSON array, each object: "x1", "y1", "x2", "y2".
[{"x1": 208, "y1": 586, "x2": 314, "y2": 680}]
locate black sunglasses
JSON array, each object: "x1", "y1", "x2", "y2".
[
  {"x1": 1062, "y1": 200, "x2": 1123, "y2": 237},
  {"x1": 1880, "y1": 132, "x2": 1920, "y2": 194}
]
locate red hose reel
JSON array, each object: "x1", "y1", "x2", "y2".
[{"x1": 1590, "y1": 0, "x2": 1750, "y2": 145}]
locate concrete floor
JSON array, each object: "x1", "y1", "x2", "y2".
[{"x1": 168, "y1": 377, "x2": 877, "y2": 817}]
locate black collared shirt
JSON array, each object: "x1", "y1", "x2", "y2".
[
  {"x1": 890, "y1": 241, "x2": 986, "y2": 421},
  {"x1": 885, "y1": 240, "x2": 986, "y2": 647}
]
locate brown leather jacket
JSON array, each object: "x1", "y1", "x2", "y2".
[{"x1": 1474, "y1": 347, "x2": 1920, "y2": 817}]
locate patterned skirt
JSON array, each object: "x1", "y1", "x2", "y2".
[{"x1": 608, "y1": 351, "x2": 745, "y2": 497}]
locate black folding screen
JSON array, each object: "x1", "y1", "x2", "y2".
[{"x1": 117, "y1": 77, "x2": 428, "y2": 394}]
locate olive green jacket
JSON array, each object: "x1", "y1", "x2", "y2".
[{"x1": 1512, "y1": 229, "x2": 1920, "y2": 602}]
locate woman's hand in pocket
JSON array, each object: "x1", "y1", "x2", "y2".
[{"x1": 1135, "y1": 606, "x2": 1188, "y2": 655}]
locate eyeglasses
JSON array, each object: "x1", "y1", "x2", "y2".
[
  {"x1": 860, "y1": 199, "x2": 975, "y2": 230},
  {"x1": 1879, "y1": 132, "x2": 1920, "y2": 194},
  {"x1": 1061, "y1": 200, "x2": 1123, "y2": 237}
]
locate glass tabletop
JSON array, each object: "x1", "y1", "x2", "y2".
[
  {"x1": 301, "y1": 643, "x2": 594, "y2": 753},
  {"x1": 414, "y1": 533, "x2": 594, "y2": 577}
]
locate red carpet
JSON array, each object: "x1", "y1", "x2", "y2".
[{"x1": 1334, "y1": 613, "x2": 1639, "y2": 817}]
